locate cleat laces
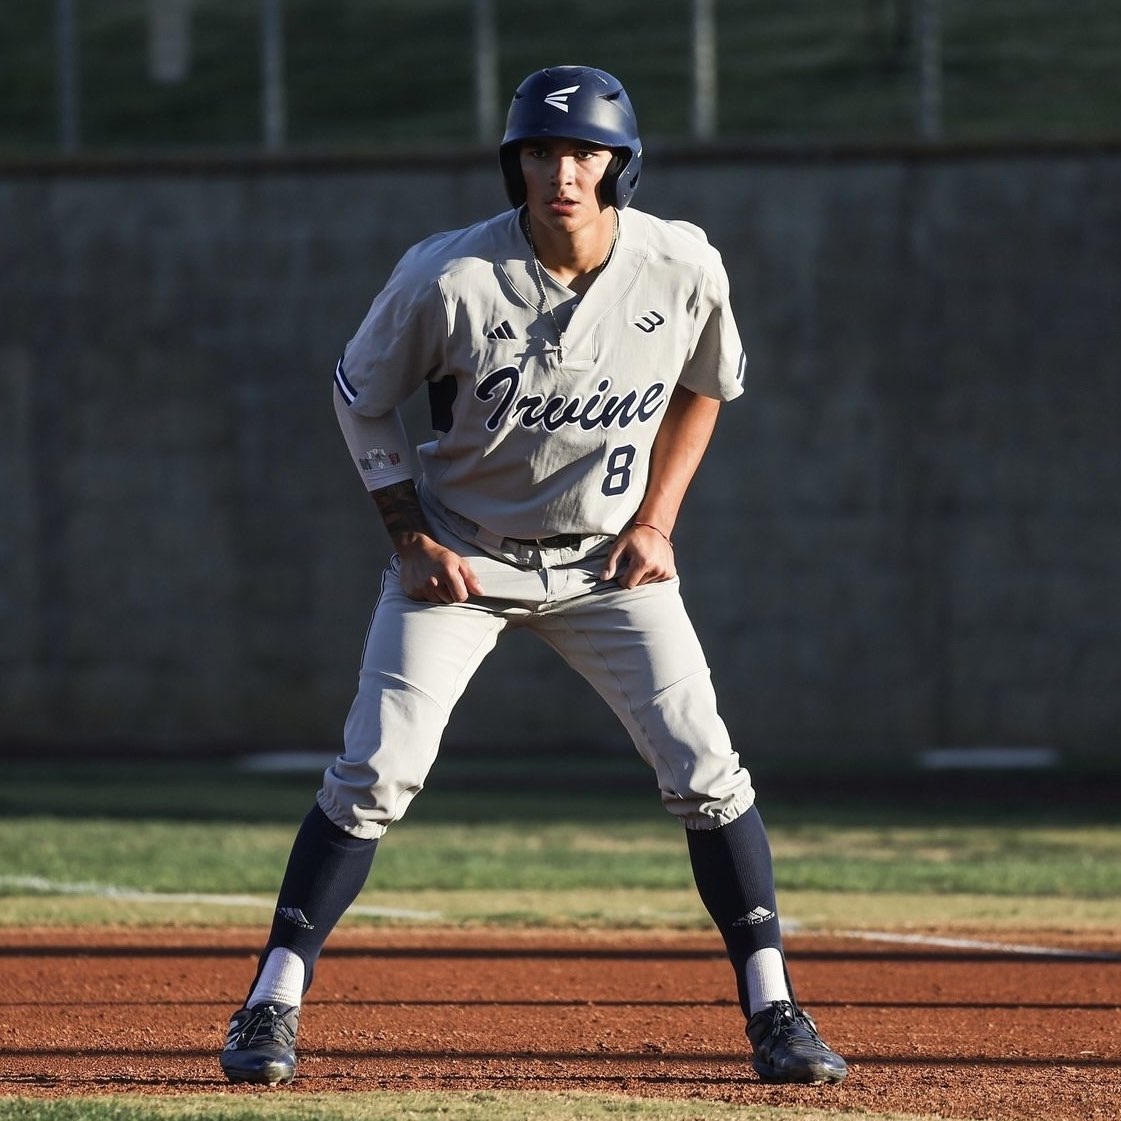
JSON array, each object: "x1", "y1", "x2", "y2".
[{"x1": 232, "y1": 1004, "x2": 298, "y2": 1049}]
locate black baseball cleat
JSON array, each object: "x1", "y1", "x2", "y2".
[
  {"x1": 747, "y1": 1000, "x2": 848, "y2": 1084},
  {"x1": 219, "y1": 1003, "x2": 300, "y2": 1085}
]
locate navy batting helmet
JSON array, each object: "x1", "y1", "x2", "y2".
[{"x1": 500, "y1": 65, "x2": 643, "y2": 210}]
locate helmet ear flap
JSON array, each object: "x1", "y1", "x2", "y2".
[
  {"x1": 602, "y1": 149, "x2": 642, "y2": 210},
  {"x1": 597, "y1": 151, "x2": 626, "y2": 206}
]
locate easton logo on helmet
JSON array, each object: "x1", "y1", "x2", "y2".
[{"x1": 544, "y1": 85, "x2": 580, "y2": 111}]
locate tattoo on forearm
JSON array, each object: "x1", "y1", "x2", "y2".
[{"x1": 371, "y1": 480, "x2": 432, "y2": 542}]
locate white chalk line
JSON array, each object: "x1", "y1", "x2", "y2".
[
  {"x1": 823, "y1": 927, "x2": 1121, "y2": 961},
  {"x1": 5, "y1": 877, "x2": 1117, "y2": 958},
  {"x1": 0, "y1": 875, "x2": 441, "y2": 921}
]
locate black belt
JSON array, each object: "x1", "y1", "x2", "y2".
[{"x1": 506, "y1": 533, "x2": 587, "y2": 549}]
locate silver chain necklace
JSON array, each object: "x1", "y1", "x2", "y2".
[{"x1": 523, "y1": 209, "x2": 619, "y2": 362}]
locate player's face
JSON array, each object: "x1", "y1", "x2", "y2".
[{"x1": 519, "y1": 138, "x2": 614, "y2": 235}]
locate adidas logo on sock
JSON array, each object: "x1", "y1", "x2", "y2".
[
  {"x1": 277, "y1": 906, "x2": 314, "y2": 930},
  {"x1": 485, "y1": 320, "x2": 516, "y2": 340},
  {"x1": 732, "y1": 905, "x2": 777, "y2": 927}
]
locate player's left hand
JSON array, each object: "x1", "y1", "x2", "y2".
[{"x1": 600, "y1": 523, "x2": 676, "y2": 588}]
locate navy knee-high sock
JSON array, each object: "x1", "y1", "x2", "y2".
[
  {"x1": 686, "y1": 805, "x2": 784, "y2": 1017},
  {"x1": 249, "y1": 804, "x2": 378, "y2": 1001}
]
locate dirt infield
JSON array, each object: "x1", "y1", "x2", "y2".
[{"x1": 1, "y1": 926, "x2": 1118, "y2": 1120}]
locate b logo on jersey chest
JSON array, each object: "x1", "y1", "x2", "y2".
[{"x1": 633, "y1": 310, "x2": 665, "y2": 333}]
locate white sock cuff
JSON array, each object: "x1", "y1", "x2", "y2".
[
  {"x1": 745, "y1": 946, "x2": 790, "y2": 1014},
  {"x1": 247, "y1": 947, "x2": 306, "y2": 1009}
]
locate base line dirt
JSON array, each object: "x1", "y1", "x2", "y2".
[{"x1": 1, "y1": 926, "x2": 1118, "y2": 1121}]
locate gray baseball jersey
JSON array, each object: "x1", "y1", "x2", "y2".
[
  {"x1": 334, "y1": 206, "x2": 746, "y2": 539},
  {"x1": 321, "y1": 203, "x2": 756, "y2": 840}
]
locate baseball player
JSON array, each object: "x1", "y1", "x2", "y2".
[{"x1": 220, "y1": 65, "x2": 847, "y2": 1088}]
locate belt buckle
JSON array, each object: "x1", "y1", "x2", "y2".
[{"x1": 547, "y1": 533, "x2": 583, "y2": 549}]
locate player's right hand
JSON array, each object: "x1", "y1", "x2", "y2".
[{"x1": 396, "y1": 536, "x2": 485, "y2": 603}]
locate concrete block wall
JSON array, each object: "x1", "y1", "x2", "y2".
[{"x1": 1, "y1": 147, "x2": 1118, "y2": 764}]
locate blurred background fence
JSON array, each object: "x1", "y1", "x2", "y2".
[
  {"x1": 2, "y1": 0, "x2": 1119, "y2": 155},
  {"x1": 1, "y1": 2, "x2": 1119, "y2": 769}
]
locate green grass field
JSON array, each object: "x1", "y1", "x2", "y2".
[
  {"x1": 3, "y1": 757, "x2": 1119, "y2": 928},
  {"x1": 0, "y1": 1092, "x2": 946, "y2": 1121}
]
